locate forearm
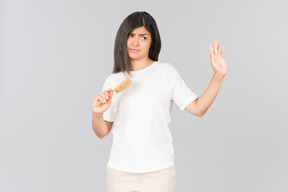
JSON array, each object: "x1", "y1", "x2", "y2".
[
  {"x1": 92, "y1": 113, "x2": 108, "y2": 139},
  {"x1": 195, "y1": 72, "x2": 225, "y2": 116}
]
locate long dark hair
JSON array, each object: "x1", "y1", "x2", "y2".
[{"x1": 113, "y1": 11, "x2": 161, "y2": 75}]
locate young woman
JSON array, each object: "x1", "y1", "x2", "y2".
[{"x1": 92, "y1": 11, "x2": 227, "y2": 192}]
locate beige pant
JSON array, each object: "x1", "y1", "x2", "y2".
[{"x1": 107, "y1": 165, "x2": 178, "y2": 192}]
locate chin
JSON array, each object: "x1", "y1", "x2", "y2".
[{"x1": 128, "y1": 55, "x2": 141, "y2": 60}]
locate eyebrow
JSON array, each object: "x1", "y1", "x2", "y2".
[{"x1": 131, "y1": 33, "x2": 150, "y2": 36}]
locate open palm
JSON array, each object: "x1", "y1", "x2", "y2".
[{"x1": 209, "y1": 40, "x2": 227, "y2": 76}]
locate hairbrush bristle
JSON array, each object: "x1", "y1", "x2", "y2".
[
  {"x1": 113, "y1": 76, "x2": 132, "y2": 93},
  {"x1": 114, "y1": 80, "x2": 132, "y2": 93}
]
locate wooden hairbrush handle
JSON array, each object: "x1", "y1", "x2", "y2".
[{"x1": 95, "y1": 90, "x2": 114, "y2": 106}]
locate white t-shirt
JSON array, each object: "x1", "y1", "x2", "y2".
[{"x1": 101, "y1": 61, "x2": 198, "y2": 173}]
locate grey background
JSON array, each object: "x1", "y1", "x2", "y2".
[{"x1": 1, "y1": 0, "x2": 287, "y2": 191}]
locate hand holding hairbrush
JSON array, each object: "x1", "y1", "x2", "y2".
[{"x1": 95, "y1": 75, "x2": 132, "y2": 107}]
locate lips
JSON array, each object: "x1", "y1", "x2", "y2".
[{"x1": 129, "y1": 48, "x2": 140, "y2": 53}]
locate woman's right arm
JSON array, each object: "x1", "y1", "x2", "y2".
[{"x1": 92, "y1": 88, "x2": 114, "y2": 139}]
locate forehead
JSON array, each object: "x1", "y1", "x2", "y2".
[{"x1": 131, "y1": 26, "x2": 151, "y2": 35}]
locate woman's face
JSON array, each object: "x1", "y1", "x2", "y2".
[{"x1": 127, "y1": 26, "x2": 152, "y2": 61}]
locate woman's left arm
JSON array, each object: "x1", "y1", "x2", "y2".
[{"x1": 185, "y1": 40, "x2": 227, "y2": 117}]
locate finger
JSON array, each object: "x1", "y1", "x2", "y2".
[
  {"x1": 101, "y1": 94, "x2": 106, "y2": 103},
  {"x1": 209, "y1": 42, "x2": 214, "y2": 56},
  {"x1": 93, "y1": 96, "x2": 99, "y2": 105},
  {"x1": 104, "y1": 90, "x2": 109, "y2": 100},
  {"x1": 214, "y1": 40, "x2": 218, "y2": 55},
  {"x1": 217, "y1": 43, "x2": 220, "y2": 55},
  {"x1": 218, "y1": 44, "x2": 221, "y2": 55},
  {"x1": 221, "y1": 50, "x2": 224, "y2": 57},
  {"x1": 209, "y1": 42, "x2": 215, "y2": 62},
  {"x1": 94, "y1": 96, "x2": 102, "y2": 106}
]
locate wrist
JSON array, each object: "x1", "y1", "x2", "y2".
[
  {"x1": 213, "y1": 71, "x2": 226, "y2": 80},
  {"x1": 92, "y1": 112, "x2": 103, "y2": 118}
]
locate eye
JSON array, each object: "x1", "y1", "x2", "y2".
[
  {"x1": 128, "y1": 34, "x2": 133, "y2": 38},
  {"x1": 141, "y1": 36, "x2": 147, "y2": 40}
]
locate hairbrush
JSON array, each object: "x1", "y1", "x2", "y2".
[{"x1": 96, "y1": 75, "x2": 132, "y2": 106}]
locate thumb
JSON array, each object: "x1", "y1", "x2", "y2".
[{"x1": 209, "y1": 43, "x2": 214, "y2": 60}]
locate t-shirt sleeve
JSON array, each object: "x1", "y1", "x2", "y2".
[
  {"x1": 101, "y1": 75, "x2": 117, "y2": 122},
  {"x1": 169, "y1": 65, "x2": 198, "y2": 111}
]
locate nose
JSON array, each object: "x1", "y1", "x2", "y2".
[{"x1": 132, "y1": 36, "x2": 139, "y2": 46}]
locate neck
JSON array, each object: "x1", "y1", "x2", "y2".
[{"x1": 130, "y1": 58, "x2": 154, "y2": 71}]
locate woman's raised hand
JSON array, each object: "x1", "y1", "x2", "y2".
[
  {"x1": 209, "y1": 40, "x2": 227, "y2": 77},
  {"x1": 92, "y1": 88, "x2": 114, "y2": 115}
]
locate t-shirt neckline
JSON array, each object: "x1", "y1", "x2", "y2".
[{"x1": 129, "y1": 61, "x2": 158, "y2": 74}]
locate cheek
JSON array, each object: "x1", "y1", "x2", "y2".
[
  {"x1": 127, "y1": 37, "x2": 135, "y2": 45},
  {"x1": 145, "y1": 41, "x2": 152, "y2": 51}
]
